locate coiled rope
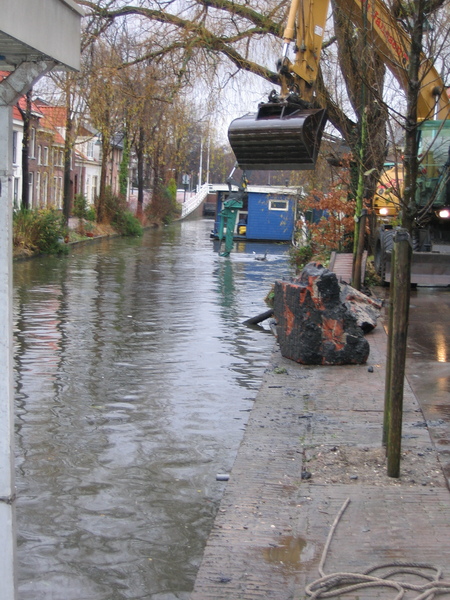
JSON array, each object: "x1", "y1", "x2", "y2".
[{"x1": 305, "y1": 498, "x2": 450, "y2": 599}]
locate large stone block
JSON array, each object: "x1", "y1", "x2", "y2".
[{"x1": 274, "y1": 262, "x2": 370, "y2": 365}]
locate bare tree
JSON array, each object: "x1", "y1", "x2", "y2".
[
  {"x1": 16, "y1": 90, "x2": 33, "y2": 211},
  {"x1": 76, "y1": 0, "x2": 390, "y2": 234}
]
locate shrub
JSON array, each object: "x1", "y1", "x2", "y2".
[
  {"x1": 101, "y1": 187, "x2": 143, "y2": 237},
  {"x1": 13, "y1": 209, "x2": 68, "y2": 255},
  {"x1": 297, "y1": 157, "x2": 355, "y2": 256},
  {"x1": 145, "y1": 179, "x2": 181, "y2": 225},
  {"x1": 288, "y1": 244, "x2": 315, "y2": 272},
  {"x1": 112, "y1": 210, "x2": 143, "y2": 237},
  {"x1": 264, "y1": 285, "x2": 275, "y2": 307},
  {"x1": 103, "y1": 186, "x2": 127, "y2": 223},
  {"x1": 166, "y1": 178, "x2": 177, "y2": 202},
  {"x1": 72, "y1": 194, "x2": 89, "y2": 219},
  {"x1": 364, "y1": 258, "x2": 382, "y2": 287},
  {"x1": 85, "y1": 206, "x2": 96, "y2": 222}
]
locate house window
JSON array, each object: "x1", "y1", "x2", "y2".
[
  {"x1": 43, "y1": 147, "x2": 49, "y2": 166},
  {"x1": 60, "y1": 150, "x2": 64, "y2": 166},
  {"x1": 87, "y1": 141, "x2": 94, "y2": 159},
  {"x1": 37, "y1": 145, "x2": 42, "y2": 165},
  {"x1": 92, "y1": 175, "x2": 98, "y2": 201},
  {"x1": 269, "y1": 199, "x2": 289, "y2": 211},
  {"x1": 58, "y1": 177, "x2": 63, "y2": 208},
  {"x1": 30, "y1": 128, "x2": 36, "y2": 158},
  {"x1": 42, "y1": 172, "x2": 48, "y2": 206},
  {"x1": 28, "y1": 172, "x2": 34, "y2": 206},
  {"x1": 54, "y1": 176, "x2": 63, "y2": 209},
  {"x1": 53, "y1": 148, "x2": 58, "y2": 166},
  {"x1": 36, "y1": 171, "x2": 41, "y2": 203},
  {"x1": 12, "y1": 131, "x2": 18, "y2": 164}
]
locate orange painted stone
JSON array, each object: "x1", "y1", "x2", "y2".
[{"x1": 274, "y1": 262, "x2": 370, "y2": 365}]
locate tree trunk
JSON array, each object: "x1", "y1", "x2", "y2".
[
  {"x1": 384, "y1": 2, "x2": 424, "y2": 478},
  {"x1": 119, "y1": 129, "x2": 129, "y2": 199},
  {"x1": 63, "y1": 93, "x2": 74, "y2": 226},
  {"x1": 19, "y1": 90, "x2": 32, "y2": 211},
  {"x1": 63, "y1": 144, "x2": 72, "y2": 225},
  {"x1": 136, "y1": 126, "x2": 145, "y2": 218},
  {"x1": 352, "y1": 209, "x2": 367, "y2": 289},
  {"x1": 97, "y1": 133, "x2": 111, "y2": 224},
  {"x1": 329, "y1": 0, "x2": 388, "y2": 249}
]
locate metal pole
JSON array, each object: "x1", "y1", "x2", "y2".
[
  {"x1": 198, "y1": 138, "x2": 203, "y2": 190},
  {"x1": 206, "y1": 135, "x2": 210, "y2": 184},
  {"x1": 0, "y1": 102, "x2": 18, "y2": 600}
]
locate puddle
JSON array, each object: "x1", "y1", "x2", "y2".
[
  {"x1": 437, "y1": 438, "x2": 450, "y2": 445},
  {"x1": 434, "y1": 403, "x2": 450, "y2": 418},
  {"x1": 263, "y1": 535, "x2": 316, "y2": 573}
]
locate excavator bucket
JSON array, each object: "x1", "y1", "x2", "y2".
[{"x1": 228, "y1": 103, "x2": 327, "y2": 171}]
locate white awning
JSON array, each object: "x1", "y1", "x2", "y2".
[{"x1": 0, "y1": 0, "x2": 84, "y2": 71}]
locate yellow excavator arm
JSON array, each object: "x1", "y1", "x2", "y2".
[
  {"x1": 280, "y1": 0, "x2": 329, "y2": 102},
  {"x1": 281, "y1": 0, "x2": 449, "y2": 118},
  {"x1": 228, "y1": 0, "x2": 449, "y2": 171},
  {"x1": 337, "y1": 0, "x2": 448, "y2": 120}
]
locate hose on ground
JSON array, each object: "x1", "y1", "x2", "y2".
[{"x1": 305, "y1": 498, "x2": 450, "y2": 599}]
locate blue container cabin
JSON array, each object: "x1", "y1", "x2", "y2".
[{"x1": 211, "y1": 185, "x2": 298, "y2": 242}]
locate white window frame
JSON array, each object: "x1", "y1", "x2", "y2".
[
  {"x1": 92, "y1": 175, "x2": 98, "y2": 201},
  {"x1": 28, "y1": 172, "x2": 34, "y2": 206},
  {"x1": 42, "y1": 172, "x2": 48, "y2": 205},
  {"x1": 269, "y1": 198, "x2": 289, "y2": 211},
  {"x1": 54, "y1": 176, "x2": 63, "y2": 208},
  {"x1": 30, "y1": 127, "x2": 36, "y2": 158},
  {"x1": 36, "y1": 171, "x2": 41, "y2": 203},
  {"x1": 58, "y1": 177, "x2": 63, "y2": 208}
]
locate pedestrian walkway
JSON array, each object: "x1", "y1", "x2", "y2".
[
  {"x1": 190, "y1": 324, "x2": 450, "y2": 599},
  {"x1": 329, "y1": 251, "x2": 368, "y2": 284}
]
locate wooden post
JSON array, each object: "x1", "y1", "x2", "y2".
[
  {"x1": 386, "y1": 230, "x2": 412, "y2": 478},
  {"x1": 383, "y1": 242, "x2": 396, "y2": 448}
]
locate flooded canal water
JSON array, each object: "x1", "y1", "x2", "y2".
[{"x1": 13, "y1": 219, "x2": 293, "y2": 600}]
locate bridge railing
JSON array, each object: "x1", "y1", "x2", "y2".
[{"x1": 180, "y1": 183, "x2": 213, "y2": 219}]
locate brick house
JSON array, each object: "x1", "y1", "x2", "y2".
[
  {"x1": 8, "y1": 86, "x2": 121, "y2": 213},
  {"x1": 33, "y1": 99, "x2": 85, "y2": 210}
]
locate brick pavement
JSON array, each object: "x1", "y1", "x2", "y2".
[{"x1": 190, "y1": 324, "x2": 450, "y2": 599}]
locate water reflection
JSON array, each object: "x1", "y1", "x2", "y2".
[
  {"x1": 14, "y1": 220, "x2": 293, "y2": 600},
  {"x1": 408, "y1": 288, "x2": 450, "y2": 361}
]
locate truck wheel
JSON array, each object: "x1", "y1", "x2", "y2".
[{"x1": 374, "y1": 228, "x2": 394, "y2": 285}]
